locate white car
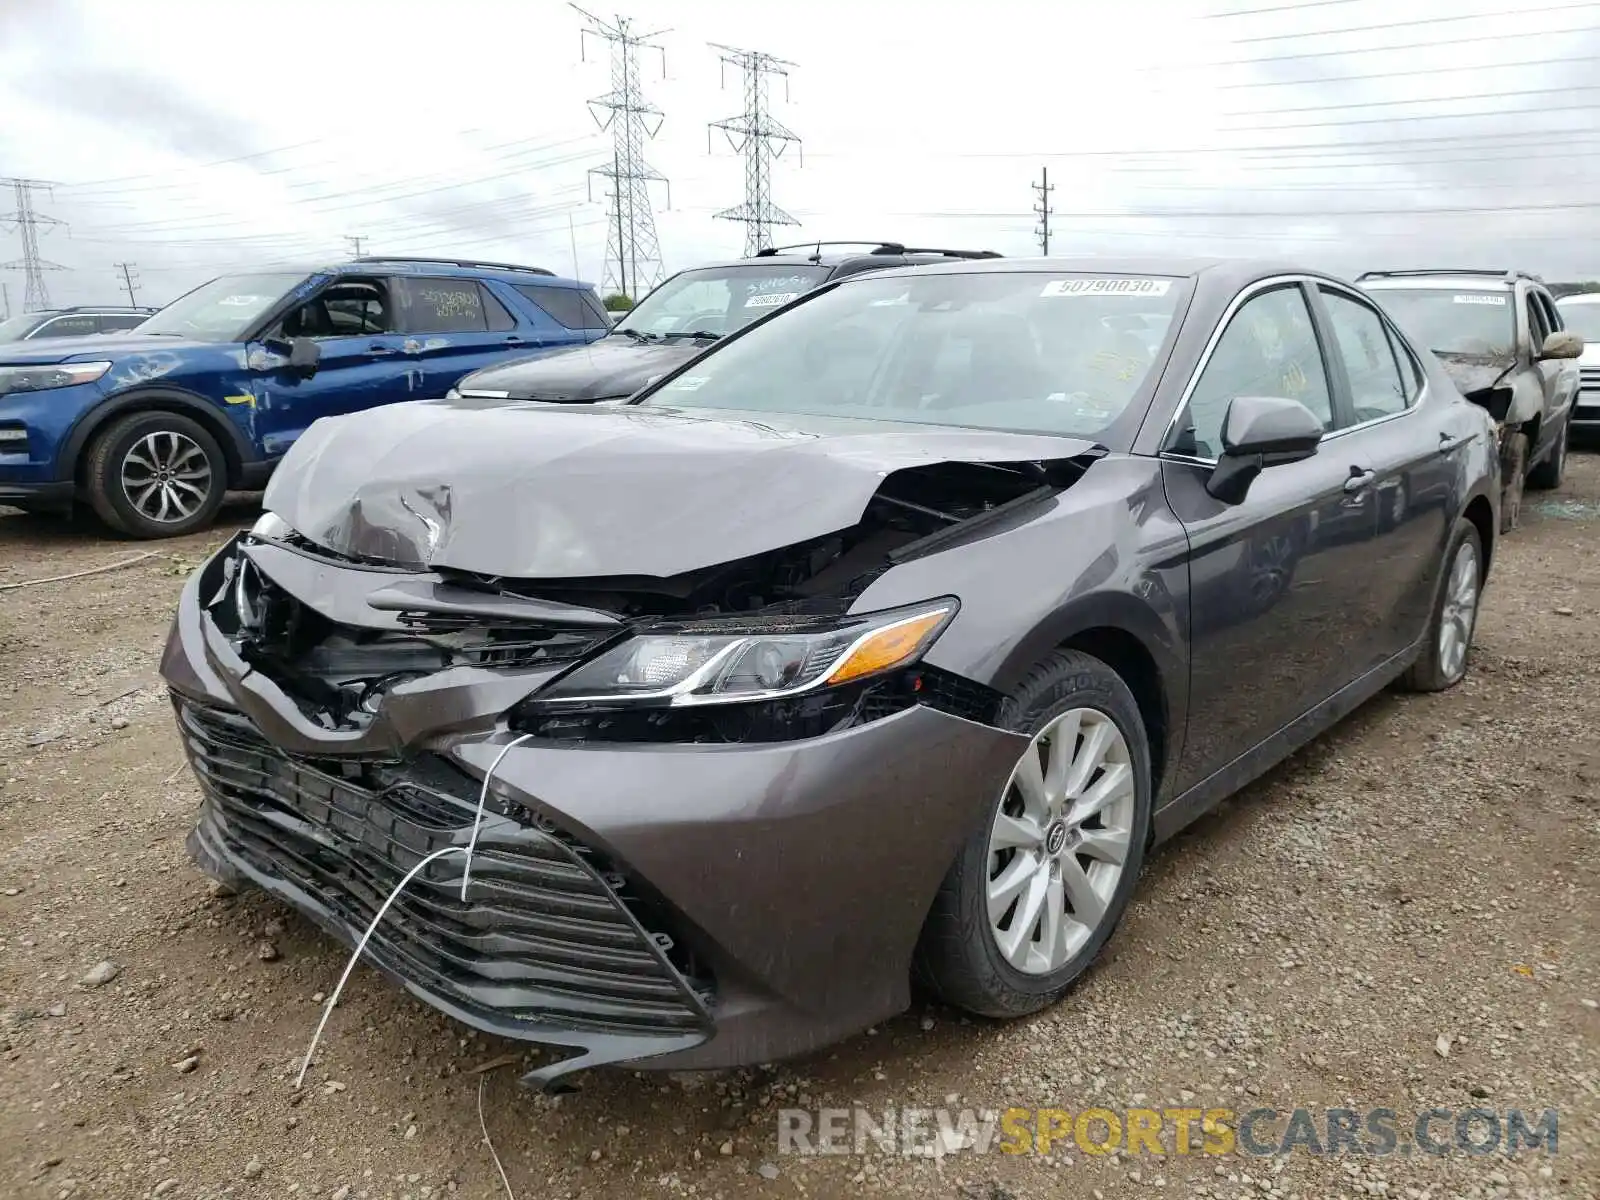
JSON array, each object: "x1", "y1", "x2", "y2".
[{"x1": 1555, "y1": 291, "x2": 1600, "y2": 436}]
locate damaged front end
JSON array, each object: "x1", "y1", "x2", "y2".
[{"x1": 164, "y1": 444, "x2": 1088, "y2": 1084}]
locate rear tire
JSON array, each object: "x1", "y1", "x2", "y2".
[
  {"x1": 1400, "y1": 518, "x2": 1483, "y2": 693},
  {"x1": 1527, "y1": 417, "x2": 1568, "y2": 491},
  {"x1": 1499, "y1": 430, "x2": 1527, "y2": 533},
  {"x1": 85, "y1": 411, "x2": 227, "y2": 539},
  {"x1": 914, "y1": 650, "x2": 1153, "y2": 1018}
]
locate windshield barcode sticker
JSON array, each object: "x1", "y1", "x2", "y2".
[
  {"x1": 1453, "y1": 294, "x2": 1507, "y2": 305},
  {"x1": 745, "y1": 291, "x2": 800, "y2": 309},
  {"x1": 1042, "y1": 278, "x2": 1172, "y2": 298},
  {"x1": 665, "y1": 375, "x2": 707, "y2": 391}
]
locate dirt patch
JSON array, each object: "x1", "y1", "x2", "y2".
[{"x1": 1, "y1": 464, "x2": 1596, "y2": 1200}]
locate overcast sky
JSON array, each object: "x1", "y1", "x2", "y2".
[{"x1": 2, "y1": 0, "x2": 1599, "y2": 311}]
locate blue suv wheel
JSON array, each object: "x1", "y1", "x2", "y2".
[{"x1": 84, "y1": 411, "x2": 228, "y2": 538}]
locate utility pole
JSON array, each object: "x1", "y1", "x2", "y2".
[
  {"x1": 0, "y1": 178, "x2": 67, "y2": 311},
  {"x1": 115, "y1": 262, "x2": 140, "y2": 306},
  {"x1": 575, "y1": 5, "x2": 669, "y2": 299},
  {"x1": 0, "y1": 281, "x2": 10, "y2": 321},
  {"x1": 707, "y1": 44, "x2": 801, "y2": 256},
  {"x1": 345, "y1": 235, "x2": 367, "y2": 258},
  {"x1": 1032, "y1": 167, "x2": 1054, "y2": 256},
  {"x1": 567, "y1": 212, "x2": 582, "y2": 280}
]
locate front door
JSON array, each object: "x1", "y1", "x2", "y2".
[
  {"x1": 1162, "y1": 282, "x2": 1381, "y2": 794},
  {"x1": 247, "y1": 275, "x2": 413, "y2": 458}
]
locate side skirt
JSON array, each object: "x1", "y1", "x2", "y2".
[{"x1": 1152, "y1": 638, "x2": 1422, "y2": 843}]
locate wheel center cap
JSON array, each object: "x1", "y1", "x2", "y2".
[{"x1": 1044, "y1": 820, "x2": 1069, "y2": 856}]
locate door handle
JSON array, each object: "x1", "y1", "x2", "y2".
[
  {"x1": 1343, "y1": 469, "x2": 1376, "y2": 494},
  {"x1": 366, "y1": 344, "x2": 397, "y2": 356},
  {"x1": 1437, "y1": 432, "x2": 1470, "y2": 455},
  {"x1": 504, "y1": 335, "x2": 524, "y2": 345}
]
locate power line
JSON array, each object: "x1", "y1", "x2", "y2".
[
  {"x1": 1224, "y1": 82, "x2": 1600, "y2": 117},
  {"x1": 1032, "y1": 167, "x2": 1053, "y2": 255},
  {"x1": 115, "y1": 262, "x2": 140, "y2": 306},
  {"x1": 575, "y1": 4, "x2": 669, "y2": 301},
  {"x1": 1217, "y1": 50, "x2": 1600, "y2": 88},
  {"x1": 707, "y1": 42, "x2": 801, "y2": 256},
  {"x1": 0, "y1": 178, "x2": 67, "y2": 312},
  {"x1": 1202, "y1": 20, "x2": 1600, "y2": 67},
  {"x1": 1205, "y1": 0, "x2": 1364, "y2": 15},
  {"x1": 1230, "y1": 1, "x2": 1595, "y2": 43},
  {"x1": 1225, "y1": 99, "x2": 1600, "y2": 133}
]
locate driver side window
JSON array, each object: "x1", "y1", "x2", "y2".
[
  {"x1": 280, "y1": 278, "x2": 394, "y2": 340},
  {"x1": 1177, "y1": 284, "x2": 1333, "y2": 459}
]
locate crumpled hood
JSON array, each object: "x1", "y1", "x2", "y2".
[
  {"x1": 1435, "y1": 352, "x2": 1514, "y2": 399},
  {"x1": 0, "y1": 333, "x2": 209, "y2": 367},
  {"x1": 262, "y1": 399, "x2": 1097, "y2": 578},
  {"x1": 456, "y1": 336, "x2": 704, "y2": 402}
]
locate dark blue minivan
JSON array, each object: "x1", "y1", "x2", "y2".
[{"x1": 0, "y1": 257, "x2": 609, "y2": 537}]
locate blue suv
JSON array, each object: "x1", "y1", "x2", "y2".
[{"x1": 0, "y1": 257, "x2": 610, "y2": 537}]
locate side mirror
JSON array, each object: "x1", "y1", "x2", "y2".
[
  {"x1": 1205, "y1": 396, "x2": 1324, "y2": 504},
  {"x1": 1539, "y1": 331, "x2": 1584, "y2": 361},
  {"x1": 287, "y1": 336, "x2": 321, "y2": 377}
]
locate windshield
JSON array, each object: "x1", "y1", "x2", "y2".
[
  {"x1": 638, "y1": 271, "x2": 1186, "y2": 439},
  {"x1": 614, "y1": 264, "x2": 832, "y2": 340},
  {"x1": 137, "y1": 272, "x2": 308, "y2": 341},
  {"x1": 1557, "y1": 300, "x2": 1600, "y2": 343},
  {"x1": 0, "y1": 313, "x2": 41, "y2": 342},
  {"x1": 1371, "y1": 287, "x2": 1515, "y2": 358}
]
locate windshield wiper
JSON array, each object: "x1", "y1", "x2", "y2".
[
  {"x1": 661, "y1": 329, "x2": 722, "y2": 342},
  {"x1": 615, "y1": 328, "x2": 659, "y2": 343}
]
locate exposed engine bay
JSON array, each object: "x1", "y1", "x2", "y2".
[{"x1": 207, "y1": 456, "x2": 1095, "y2": 744}]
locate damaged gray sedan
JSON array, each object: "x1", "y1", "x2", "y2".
[{"x1": 162, "y1": 257, "x2": 1501, "y2": 1089}]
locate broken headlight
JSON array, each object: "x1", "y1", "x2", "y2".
[
  {"x1": 0, "y1": 361, "x2": 112, "y2": 395},
  {"x1": 525, "y1": 598, "x2": 958, "y2": 709}
]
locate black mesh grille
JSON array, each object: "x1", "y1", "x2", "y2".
[{"x1": 177, "y1": 699, "x2": 711, "y2": 1036}]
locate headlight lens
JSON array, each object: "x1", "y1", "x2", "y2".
[
  {"x1": 529, "y1": 599, "x2": 958, "y2": 708},
  {"x1": 0, "y1": 361, "x2": 113, "y2": 395}
]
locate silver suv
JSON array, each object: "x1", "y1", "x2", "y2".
[{"x1": 1359, "y1": 269, "x2": 1581, "y2": 529}]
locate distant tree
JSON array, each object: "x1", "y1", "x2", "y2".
[
  {"x1": 1549, "y1": 281, "x2": 1600, "y2": 298},
  {"x1": 603, "y1": 293, "x2": 634, "y2": 312}
]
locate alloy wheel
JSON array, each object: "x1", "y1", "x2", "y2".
[
  {"x1": 120, "y1": 430, "x2": 213, "y2": 524},
  {"x1": 986, "y1": 708, "x2": 1136, "y2": 975},
  {"x1": 1438, "y1": 540, "x2": 1480, "y2": 681}
]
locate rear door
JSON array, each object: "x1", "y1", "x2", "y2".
[
  {"x1": 1161, "y1": 280, "x2": 1381, "y2": 794},
  {"x1": 511, "y1": 281, "x2": 612, "y2": 343},
  {"x1": 1310, "y1": 281, "x2": 1449, "y2": 666},
  {"x1": 392, "y1": 276, "x2": 535, "y2": 397},
  {"x1": 27, "y1": 313, "x2": 100, "y2": 340}
]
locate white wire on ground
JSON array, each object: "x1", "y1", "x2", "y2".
[
  {"x1": 479, "y1": 1069, "x2": 518, "y2": 1200},
  {"x1": 296, "y1": 732, "x2": 534, "y2": 1088},
  {"x1": 460, "y1": 733, "x2": 533, "y2": 902},
  {"x1": 295, "y1": 844, "x2": 466, "y2": 1089}
]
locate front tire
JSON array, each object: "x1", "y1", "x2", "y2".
[
  {"x1": 915, "y1": 650, "x2": 1153, "y2": 1018},
  {"x1": 1527, "y1": 417, "x2": 1568, "y2": 491},
  {"x1": 1399, "y1": 518, "x2": 1483, "y2": 693},
  {"x1": 85, "y1": 411, "x2": 227, "y2": 539},
  {"x1": 1499, "y1": 430, "x2": 1528, "y2": 533}
]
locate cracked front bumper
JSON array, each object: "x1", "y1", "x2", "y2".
[{"x1": 161, "y1": 561, "x2": 1028, "y2": 1083}]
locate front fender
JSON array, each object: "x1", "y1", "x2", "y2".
[{"x1": 56, "y1": 385, "x2": 261, "y2": 482}]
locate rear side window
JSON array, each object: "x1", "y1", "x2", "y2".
[
  {"x1": 1320, "y1": 290, "x2": 1409, "y2": 422},
  {"x1": 394, "y1": 277, "x2": 491, "y2": 333},
  {"x1": 516, "y1": 284, "x2": 610, "y2": 331},
  {"x1": 482, "y1": 287, "x2": 516, "y2": 332},
  {"x1": 32, "y1": 313, "x2": 100, "y2": 338}
]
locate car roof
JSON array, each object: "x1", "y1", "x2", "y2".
[
  {"x1": 1557, "y1": 292, "x2": 1600, "y2": 305},
  {"x1": 314, "y1": 259, "x2": 594, "y2": 289},
  {"x1": 841, "y1": 254, "x2": 1308, "y2": 288},
  {"x1": 1360, "y1": 275, "x2": 1519, "y2": 291},
  {"x1": 33, "y1": 305, "x2": 153, "y2": 315}
]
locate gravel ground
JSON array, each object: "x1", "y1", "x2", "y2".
[{"x1": 1, "y1": 462, "x2": 1596, "y2": 1200}]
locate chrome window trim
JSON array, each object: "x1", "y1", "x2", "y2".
[{"x1": 1158, "y1": 274, "x2": 1431, "y2": 467}]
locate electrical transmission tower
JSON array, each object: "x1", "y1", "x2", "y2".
[
  {"x1": 707, "y1": 44, "x2": 800, "y2": 256},
  {"x1": 574, "y1": 5, "x2": 669, "y2": 301},
  {"x1": 1033, "y1": 167, "x2": 1054, "y2": 255},
  {"x1": 0, "y1": 178, "x2": 66, "y2": 312},
  {"x1": 116, "y1": 262, "x2": 140, "y2": 306}
]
